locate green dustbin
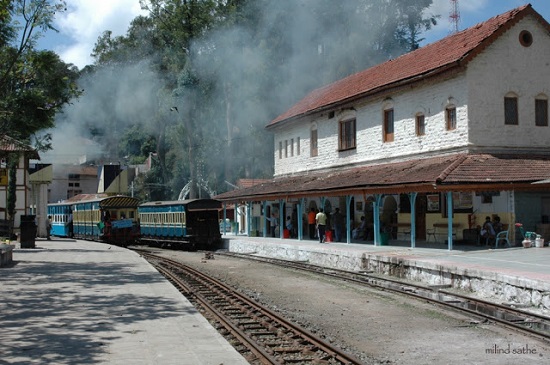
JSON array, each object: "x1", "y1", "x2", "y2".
[{"x1": 380, "y1": 232, "x2": 390, "y2": 246}]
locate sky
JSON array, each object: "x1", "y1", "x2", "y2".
[{"x1": 36, "y1": 1, "x2": 550, "y2": 70}]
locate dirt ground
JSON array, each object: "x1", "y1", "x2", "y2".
[{"x1": 153, "y1": 250, "x2": 549, "y2": 365}]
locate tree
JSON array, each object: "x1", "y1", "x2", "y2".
[
  {"x1": 86, "y1": 0, "x2": 440, "y2": 199},
  {"x1": 0, "y1": 1, "x2": 81, "y2": 236},
  {"x1": 1, "y1": 0, "x2": 80, "y2": 143}
]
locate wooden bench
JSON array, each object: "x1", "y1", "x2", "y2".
[
  {"x1": 430, "y1": 223, "x2": 461, "y2": 242},
  {"x1": 392, "y1": 223, "x2": 412, "y2": 240}
]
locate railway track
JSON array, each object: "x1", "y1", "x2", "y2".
[
  {"x1": 137, "y1": 250, "x2": 365, "y2": 365},
  {"x1": 217, "y1": 251, "x2": 550, "y2": 344}
]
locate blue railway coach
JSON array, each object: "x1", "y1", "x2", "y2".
[
  {"x1": 47, "y1": 202, "x2": 73, "y2": 238},
  {"x1": 139, "y1": 199, "x2": 222, "y2": 249},
  {"x1": 72, "y1": 194, "x2": 140, "y2": 246}
]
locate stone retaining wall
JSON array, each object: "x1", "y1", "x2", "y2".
[
  {"x1": 364, "y1": 254, "x2": 550, "y2": 311},
  {"x1": 226, "y1": 238, "x2": 550, "y2": 311}
]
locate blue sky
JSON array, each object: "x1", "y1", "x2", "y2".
[
  {"x1": 422, "y1": 1, "x2": 550, "y2": 45},
  {"x1": 36, "y1": 1, "x2": 550, "y2": 69}
]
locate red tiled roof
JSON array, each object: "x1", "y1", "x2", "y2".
[
  {"x1": 0, "y1": 135, "x2": 40, "y2": 159},
  {"x1": 214, "y1": 153, "x2": 550, "y2": 201},
  {"x1": 237, "y1": 179, "x2": 270, "y2": 189},
  {"x1": 268, "y1": 4, "x2": 540, "y2": 127}
]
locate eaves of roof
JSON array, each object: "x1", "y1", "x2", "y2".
[
  {"x1": 214, "y1": 153, "x2": 550, "y2": 202},
  {"x1": 267, "y1": 4, "x2": 538, "y2": 128},
  {"x1": 0, "y1": 135, "x2": 40, "y2": 160}
]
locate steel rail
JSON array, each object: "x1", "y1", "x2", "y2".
[
  {"x1": 140, "y1": 251, "x2": 365, "y2": 365},
  {"x1": 152, "y1": 260, "x2": 278, "y2": 364},
  {"x1": 218, "y1": 251, "x2": 550, "y2": 344}
]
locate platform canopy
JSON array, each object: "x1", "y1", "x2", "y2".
[{"x1": 215, "y1": 153, "x2": 550, "y2": 202}]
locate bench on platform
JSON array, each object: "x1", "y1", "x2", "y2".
[{"x1": 392, "y1": 223, "x2": 412, "y2": 240}]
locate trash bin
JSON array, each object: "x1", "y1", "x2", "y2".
[
  {"x1": 325, "y1": 230, "x2": 333, "y2": 242},
  {"x1": 380, "y1": 232, "x2": 390, "y2": 246},
  {"x1": 19, "y1": 215, "x2": 36, "y2": 248}
]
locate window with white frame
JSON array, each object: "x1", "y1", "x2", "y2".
[
  {"x1": 416, "y1": 113, "x2": 425, "y2": 136},
  {"x1": 339, "y1": 118, "x2": 356, "y2": 150},
  {"x1": 383, "y1": 109, "x2": 394, "y2": 142},
  {"x1": 446, "y1": 106, "x2": 456, "y2": 130},
  {"x1": 310, "y1": 126, "x2": 318, "y2": 157}
]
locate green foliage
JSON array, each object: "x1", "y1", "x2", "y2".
[
  {"x1": 0, "y1": 1, "x2": 80, "y2": 145},
  {"x1": 0, "y1": 1, "x2": 80, "y2": 232},
  {"x1": 85, "y1": 0, "x2": 438, "y2": 198}
]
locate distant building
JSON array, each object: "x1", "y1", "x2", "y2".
[
  {"x1": 44, "y1": 164, "x2": 99, "y2": 203},
  {"x1": 0, "y1": 135, "x2": 39, "y2": 236}
]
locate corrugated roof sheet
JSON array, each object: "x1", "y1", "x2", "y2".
[{"x1": 268, "y1": 4, "x2": 538, "y2": 126}]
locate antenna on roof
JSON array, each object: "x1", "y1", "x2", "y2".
[{"x1": 449, "y1": 0, "x2": 460, "y2": 33}]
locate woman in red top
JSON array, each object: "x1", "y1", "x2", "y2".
[{"x1": 308, "y1": 208, "x2": 317, "y2": 239}]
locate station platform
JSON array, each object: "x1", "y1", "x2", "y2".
[
  {"x1": 224, "y1": 235, "x2": 550, "y2": 311},
  {"x1": 0, "y1": 239, "x2": 249, "y2": 365}
]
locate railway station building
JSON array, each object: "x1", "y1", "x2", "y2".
[{"x1": 215, "y1": 4, "x2": 550, "y2": 249}]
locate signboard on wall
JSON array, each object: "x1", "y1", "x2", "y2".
[{"x1": 453, "y1": 192, "x2": 473, "y2": 209}]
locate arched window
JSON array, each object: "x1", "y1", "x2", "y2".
[
  {"x1": 535, "y1": 94, "x2": 548, "y2": 127},
  {"x1": 339, "y1": 118, "x2": 356, "y2": 150},
  {"x1": 504, "y1": 92, "x2": 518, "y2": 125},
  {"x1": 444, "y1": 97, "x2": 457, "y2": 131},
  {"x1": 310, "y1": 124, "x2": 318, "y2": 157},
  {"x1": 382, "y1": 98, "x2": 394, "y2": 142},
  {"x1": 415, "y1": 112, "x2": 425, "y2": 136}
]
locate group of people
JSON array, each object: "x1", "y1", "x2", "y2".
[
  {"x1": 306, "y1": 207, "x2": 346, "y2": 243},
  {"x1": 268, "y1": 206, "x2": 352, "y2": 243},
  {"x1": 480, "y1": 215, "x2": 504, "y2": 245}
]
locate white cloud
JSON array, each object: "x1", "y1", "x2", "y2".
[{"x1": 53, "y1": 0, "x2": 147, "y2": 68}]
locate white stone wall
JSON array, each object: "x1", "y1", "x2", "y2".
[
  {"x1": 274, "y1": 76, "x2": 470, "y2": 176},
  {"x1": 273, "y1": 14, "x2": 550, "y2": 177},
  {"x1": 467, "y1": 15, "x2": 550, "y2": 149}
]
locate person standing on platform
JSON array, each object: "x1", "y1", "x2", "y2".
[
  {"x1": 332, "y1": 208, "x2": 345, "y2": 242},
  {"x1": 291, "y1": 209, "x2": 298, "y2": 238},
  {"x1": 46, "y1": 215, "x2": 52, "y2": 240},
  {"x1": 267, "y1": 212, "x2": 278, "y2": 237},
  {"x1": 308, "y1": 208, "x2": 317, "y2": 239},
  {"x1": 315, "y1": 209, "x2": 328, "y2": 243}
]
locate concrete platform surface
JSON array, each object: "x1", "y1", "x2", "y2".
[{"x1": 0, "y1": 239, "x2": 249, "y2": 365}]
